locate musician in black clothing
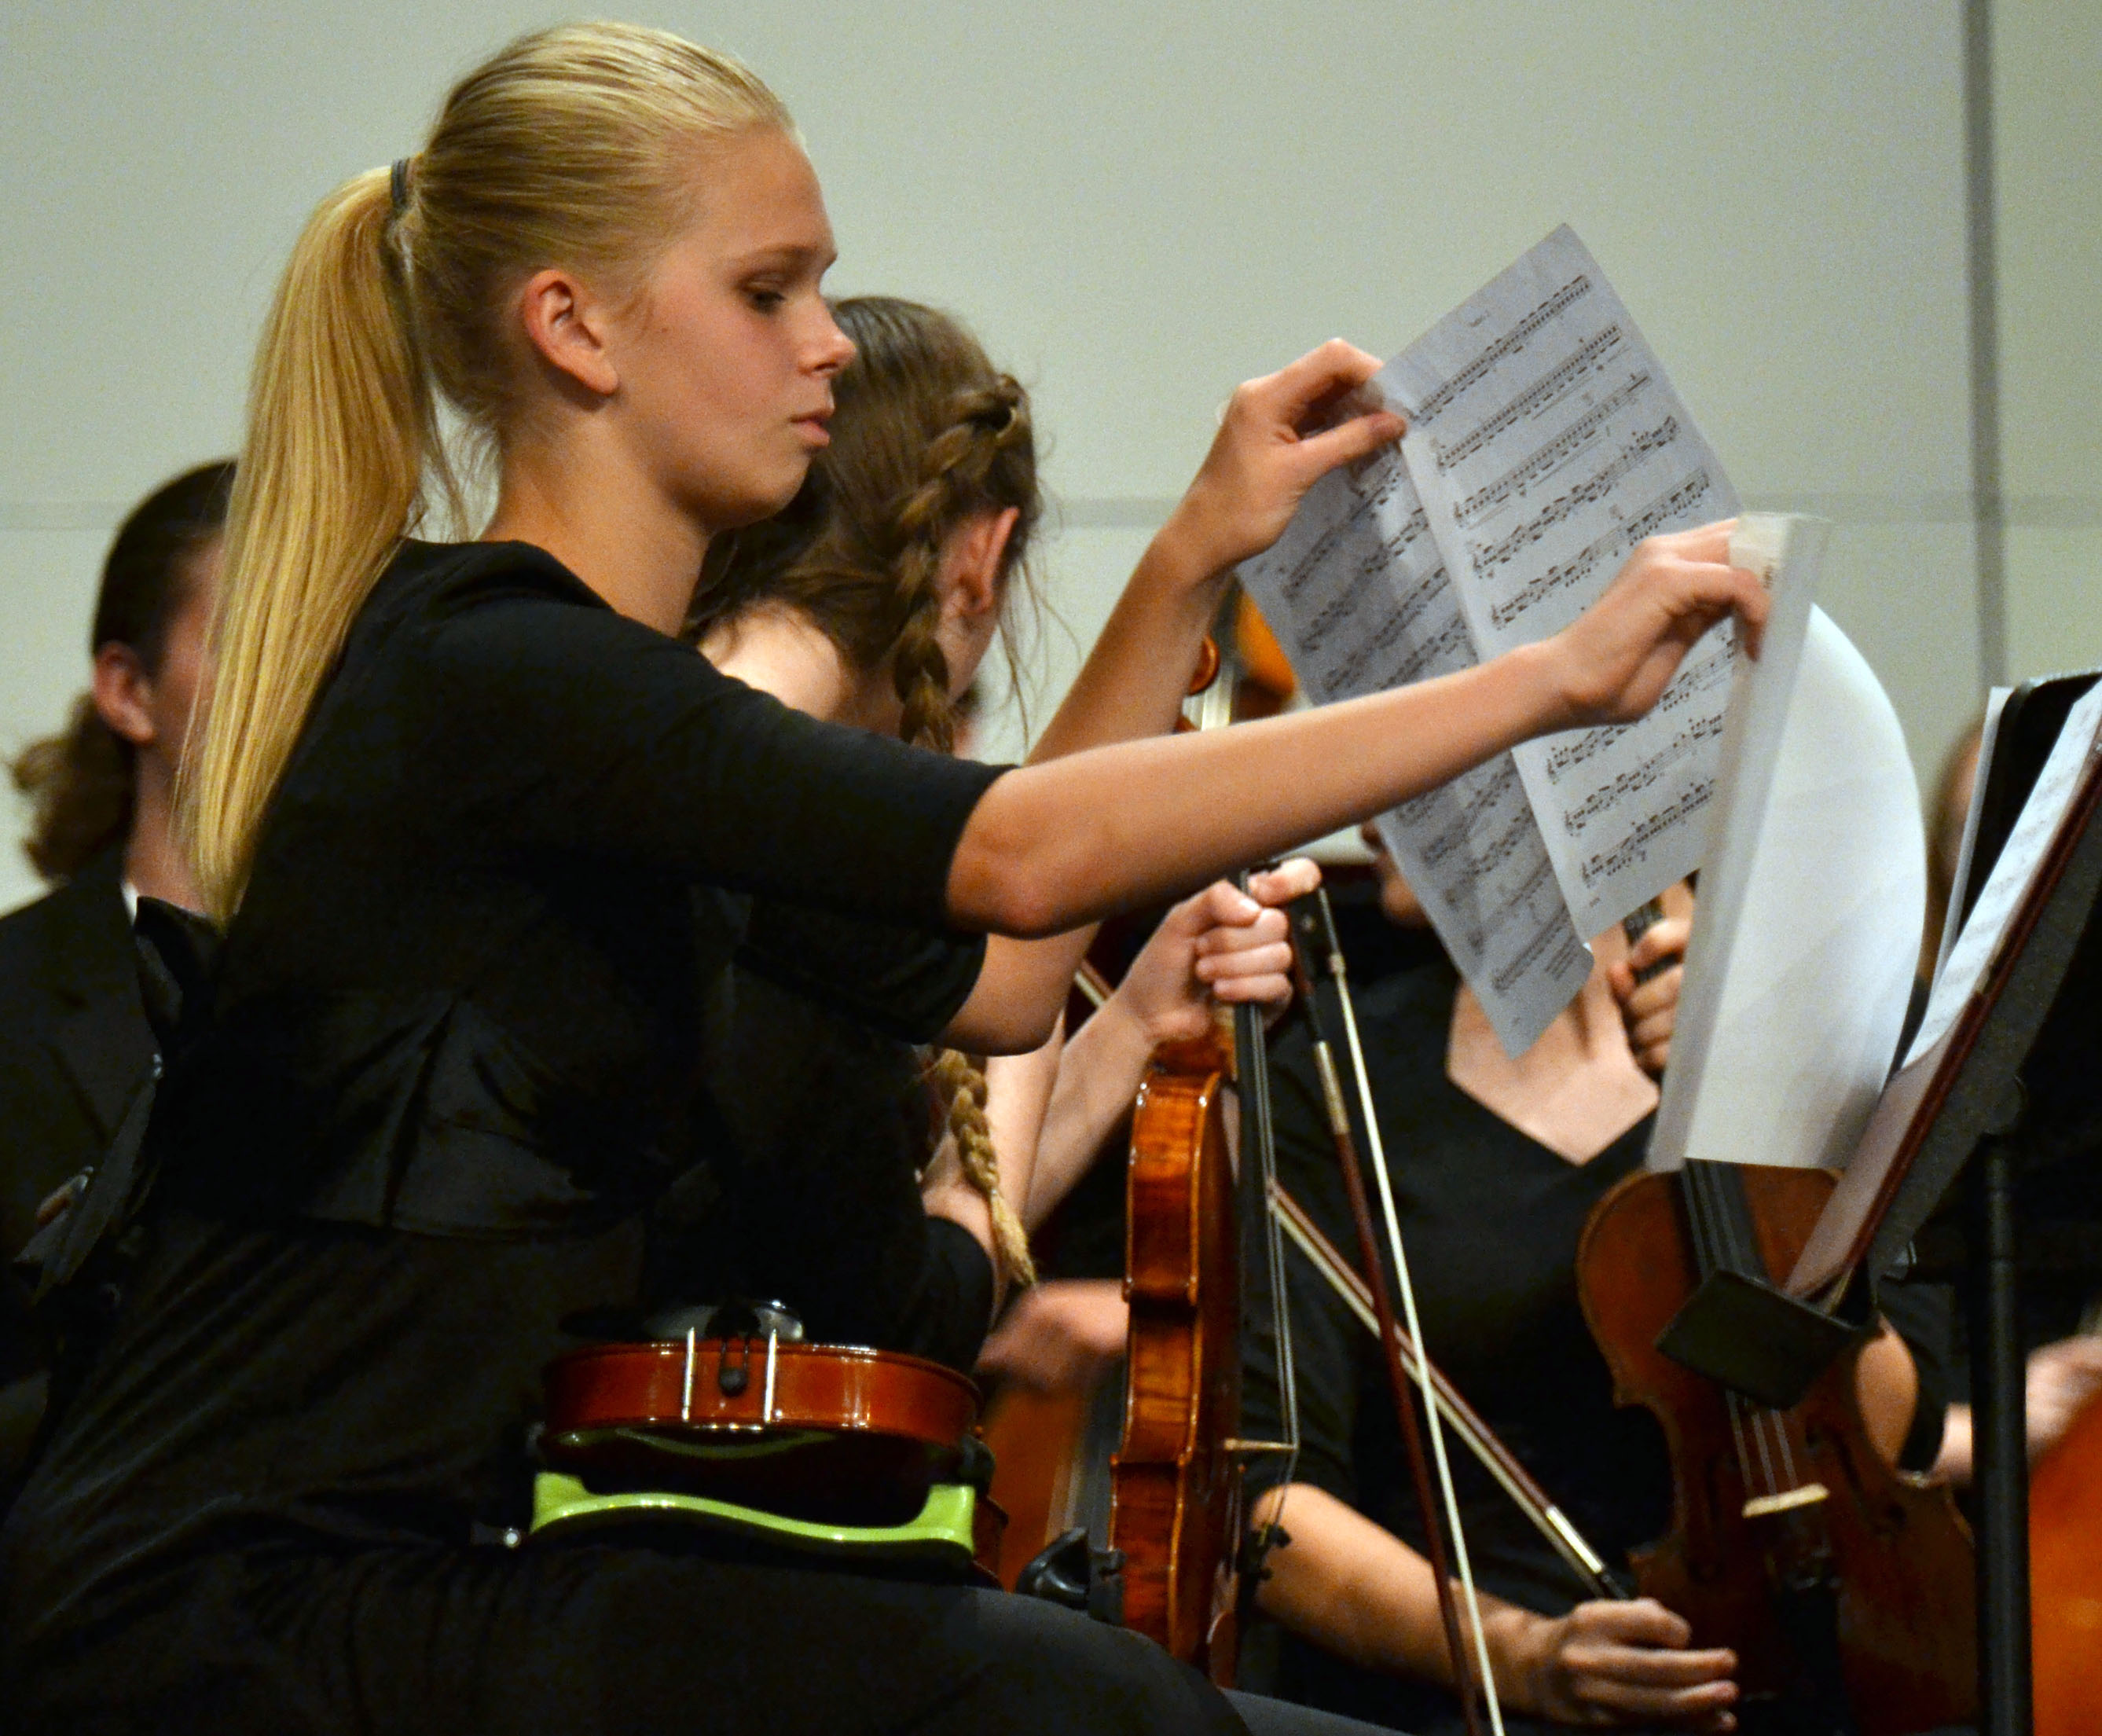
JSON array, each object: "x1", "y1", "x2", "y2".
[
  {"x1": 0, "y1": 459, "x2": 228, "y2": 1502},
  {"x1": 0, "y1": 24, "x2": 1768, "y2": 1734},
  {"x1": 1239, "y1": 835, "x2": 1957, "y2": 1736}
]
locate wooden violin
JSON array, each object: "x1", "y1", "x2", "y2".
[
  {"x1": 1577, "y1": 1161, "x2": 1977, "y2": 1734},
  {"x1": 1106, "y1": 607, "x2": 1294, "y2": 1676},
  {"x1": 1109, "y1": 1015, "x2": 1246, "y2": 1672},
  {"x1": 541, "y1": 1330, "x2": 984, "y2": 1532}
]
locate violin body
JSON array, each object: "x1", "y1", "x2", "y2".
[
  {"x1": 542, "y1": 1338, "x2": 982, "y2": 1529},
  {"x1": 1578, "y1": 1165, "x2": 1976, "y2": 1734},
  {"x1": 2031, "y1": 1385, "x2": 2102, "y2": 1736},
  {"x1": 1110, "y1": 1034, "x2": 1242, "y2": 1676}
]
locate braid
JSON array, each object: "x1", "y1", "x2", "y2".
[
  {"x1": 928, "y1": 1047, "x2": 1036, "y2": 1290},
  {"x1": 882, "y1": 376, "x2": 1032, "y2": 751}
]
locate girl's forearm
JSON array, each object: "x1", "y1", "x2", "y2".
[
  {"x1": 1022, "y1": 992, "x2": 1156, "y2": 1227},
  {"x1": 982, "y1": 1023, "x2": 1065, "y2": 1233},
  {"x1": 951, "y1": 644, "x2": 1565, "y2": 938},
  {"x1": 1026, "y1": 513, "x2": 1228, "y2": 765},
  {"x1": 945, "y1": 523, "x2": 1223, "y2": 1049},
  {"x1": 1252, "y1": 1482, "x2": 1492, "y2": 1685}
]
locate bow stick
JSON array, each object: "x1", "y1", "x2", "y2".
[
  {"x1": 1289, "y1": 888, "x2": 1505, "y2": 1736},
  {"x1": 1265, "y1": 1180, "x2": 1629, "y2": 1601}
]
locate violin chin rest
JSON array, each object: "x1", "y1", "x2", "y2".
[{"x1": 1653, "y1": 1269, "x2": 1865, "y2": 1410}]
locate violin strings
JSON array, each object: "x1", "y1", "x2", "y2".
[{"x1": 1684, "y1": 1164, "x2": 1764, "y2": 1498}]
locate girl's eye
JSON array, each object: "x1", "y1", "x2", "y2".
[{"x1": 747, "y1": 286, "x2": 786, "y2": 313}]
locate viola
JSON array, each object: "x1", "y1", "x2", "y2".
[{"x1": 1577, "y1": 1161, "x2": 1977, "y2": 1734}]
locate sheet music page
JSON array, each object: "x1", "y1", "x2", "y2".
[
  {"x1": 1787, "y1": 678, "x2": 2102, "y2": 1296},
  {"x1": 1646, "y1": 518, "x2": 1824, "y2": 1171},
  {"x1": 1931, "y1": 685, "x2": 2011, "y2": 985},
  {"x1": 1379, "y1": 226, "x2": 1742, "y2": 934},
  {"x1": 1903, "y1": 678, "x2": 2102, "y2": 1067},
  {"x1": 1239, "y1": 448, "x2": 1592, "y2": 1054}
]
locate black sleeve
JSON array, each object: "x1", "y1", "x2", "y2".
[
  {"x1": 647, "y1": 964, "x2": 993, "y2": 1368},
  {"x1": 1242, "y1": 1023, "x2": 1366, "y2": 1512},
  {"x1": 415, "y1": 552, "x2": 1006, "y2": 931},
  {"x1": 736, "y1": 900, "x2": 986, "y2": 1045}
]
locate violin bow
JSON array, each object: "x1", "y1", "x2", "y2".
[
  {"x1": 1289, "y1": 887, "x2": 1505, "y2": 1736},
  {"x1": 1265, "y1": 1180, "x2": 1627, "y2": 1601}
]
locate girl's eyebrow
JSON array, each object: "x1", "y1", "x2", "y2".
[{"x1": 725, "y1": 240, "x2": 837, "y2": 276}]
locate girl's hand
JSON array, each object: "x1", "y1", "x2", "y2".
[
  {"x1": 1539, "y1": 522, "x2": 1767, "y2": 729},
  {"x1": 1162, "y1": 341, "x2": 1407, "y2": 582},
  {"x1": 1495, "y1": 1598, "x2": 1738, "y2": 1730},
  {"x1": 1117, "y1": 859, "x2": 1321, "y2": 1047},
  {"x1": 2025, "y1": 1335, "x2": 2102, "y2": 1466},
  {"x1": 1607, "y1": 913, "x2": 1691, "y2": 1077},
  {"x1": 974, "y1": 1279, "x2": 1130, "y2": 1395}
]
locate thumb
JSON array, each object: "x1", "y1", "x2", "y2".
[{"x1": 1171, "y1": 879, "x2": 1260, "y2": 936}]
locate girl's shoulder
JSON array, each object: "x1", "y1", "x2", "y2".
[{"x1": 379, "y1": 538, "x2": 605, "y2": 622}]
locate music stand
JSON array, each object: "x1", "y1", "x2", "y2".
[{"x1": 1858, "y1": 670, "x2": 2102, "y2": 1736}]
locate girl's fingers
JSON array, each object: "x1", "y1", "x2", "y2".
[
  {"x1": 1290, "y1": 409, "x2": 1407, "y2": 480},
  {"x1": 1196, "y1": 948, "x2": 1294, "y2": 987},
  {"x1": 1247, "y1": 339, "x2": 1388, "y2": 425}
]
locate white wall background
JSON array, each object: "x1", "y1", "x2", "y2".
[{"x1": 2, "y1": 1, "x2": 2093, "y2": 914}]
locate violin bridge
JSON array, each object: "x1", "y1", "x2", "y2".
[{"x1": 1741, "y1": 1481, "x2": 1829, "y2": 1520}]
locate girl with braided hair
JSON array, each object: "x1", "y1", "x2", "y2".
[
  {"x1": 690, "y1": 295, "x2": 1316, "y2": 1316},
  {"x1": 2, "y1": 24, "x2": 1766, "y2": 1735}
]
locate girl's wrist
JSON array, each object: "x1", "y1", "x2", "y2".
[
  {"x1": 1150, "y1": 495, "x2": 1239, "y2": 600},
  {"x1": 1486, "y1": 637, "x2": 1580, "y2": 740},
  {"x1": 1475, "y1": 1602, "x2": 1551, "y2": 1715}
]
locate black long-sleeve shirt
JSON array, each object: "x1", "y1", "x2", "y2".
[{"x1": 1, "y1": 540, "x2": 1003, "y2": 1699}]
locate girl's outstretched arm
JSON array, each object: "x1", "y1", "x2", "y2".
[{"x1": 945, "y1": 520, "x2": 1766, "y2": 942}]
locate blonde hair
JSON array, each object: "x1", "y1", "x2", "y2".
[
  {"x1": 927, "y1": 1049, "x2": 1036, "y2": 1290},
  {"x1": 184, "y1": 23, "x2": 793, "y2": 922}
]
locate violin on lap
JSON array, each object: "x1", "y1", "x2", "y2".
[{"x1": 534, "y1": 1301, "x2": 1004, "y2": 1577}]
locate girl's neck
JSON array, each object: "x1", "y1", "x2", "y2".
[
  {"x1": 125, "y1": 754, "x2": 200, "y2": 910},
  {"x1": 703, "y1": 604, "x2": 903, "y2": 736},
  {"x1": 483, "y1": 439, "x2": 706, "y2": 637}
]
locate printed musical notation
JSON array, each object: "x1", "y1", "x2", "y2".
[
  {"x1": 1240, "y1": 447, "x2": 1593, "y2": 1053},
  {"x1": 1238, "y1": 226, "x2": 1740, "y2": 1052},
  {"x1": 1382, "y1": 226, "x2": 1742, "y2": 935}
]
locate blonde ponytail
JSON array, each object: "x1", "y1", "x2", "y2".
[
  {"x1": 182, "y1": 24, "x2": 794, "y2": 923},
  {"x1": 185, "y1": 167, "x2": 438, "y2": 921}
]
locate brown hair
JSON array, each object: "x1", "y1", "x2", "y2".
[
  {"x1": 184, "y1": 24, "x2": 793, "y2": 922},
  {"x1": 11, "y1": 459, "x2": 234, "y2": 883},
  {"x1": 695, "y1": 297, "x2": 1043, "y2": 1287},
  {"x1": 691, "y1": 295, "x2": 1040, "y2": 753}
]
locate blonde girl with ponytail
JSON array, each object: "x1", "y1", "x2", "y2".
[{"x1": 5, "y1": 21, "x2": 1766, "y2": 1736}]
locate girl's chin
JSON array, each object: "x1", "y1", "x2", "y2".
[{"x1": 701, "y1": 466, "x2": 813, "y2": 533}]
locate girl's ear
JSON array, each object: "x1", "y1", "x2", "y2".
[
  {"x1": 515, "y1": 266, "x2": 622, "y2": 398},
  {"x1": 90, "y1": 642, "x2": 157, "y2": 748},
  {"x1": 941, "y1": 506, "x2": 1021, "y2": 622}
]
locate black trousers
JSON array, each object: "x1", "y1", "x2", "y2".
[{"x1": 10, "y1": 1535, "x2": 1403, "y2": 1736}]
